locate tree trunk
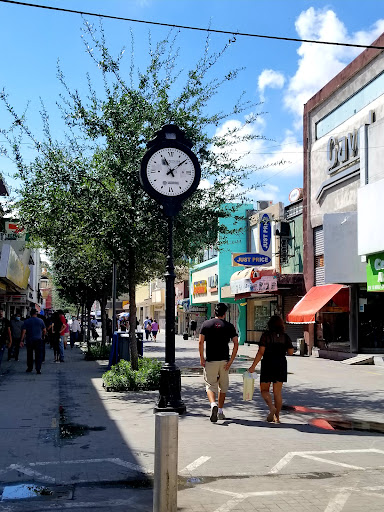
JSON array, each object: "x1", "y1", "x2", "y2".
[
  {"x1": 100, "y1": 293, "x2": 107, "y2": 347},
  {"x1": 86, "y1": 300, "x2": 92, "y2": 352},
  {"x1": 128, "y1": 248, "x2": 139, "y2": 370}
]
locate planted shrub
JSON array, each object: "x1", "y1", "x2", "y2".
[
  {"x1": 102, "y1": 357, "x2": 162, "y2": 391},
  {"x1": 84, "y1": 343, "x2": 111, "y2": 360}
]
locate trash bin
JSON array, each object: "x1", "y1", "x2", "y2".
[
  {"x1": 183, "y1": 332, "x2": 189, "y2": 340},
  {"x1": 297, "y1": 338, "x2": 305, "y2": 356},
  {"x1": 118, "y1": 333, "x2": 144, "y2": 361}
]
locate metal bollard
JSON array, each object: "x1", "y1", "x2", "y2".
[{"x1": 153, "y1": 412, "x2": 179, "y2": 512}]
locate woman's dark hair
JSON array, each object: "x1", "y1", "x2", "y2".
[
  {"x1": 215, "y1": 303, "x2": 228, "y2": 317},
  {"x1": 267, "y1": 315, "x2": 285, "y2": 334}
]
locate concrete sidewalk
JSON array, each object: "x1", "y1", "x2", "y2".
[{"x1": 0, "y1": 334, "x2": 384, "y2": 511}]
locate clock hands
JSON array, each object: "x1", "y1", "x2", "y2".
[
  {"x1": 162, "y1": 156, "x2": 176, "y2": 177},
  {"x1": 166, "y1": 158, "x2": 188, "y2": 176}
]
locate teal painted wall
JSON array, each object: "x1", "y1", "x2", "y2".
[
  {"x1": 218, "y1": 203, "x2": 253, "y2": 344},
  {"x1": 189, "y1": 203, "x2": 253, "y2": 344}
]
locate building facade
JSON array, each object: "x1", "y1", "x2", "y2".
[
  {"x1": 189, "y1": 203, "x2": 254, "y2": 343},
  {"x1": 294, "y1": 32, "x2": 384, "y2": 355},
  {"x1": 230, "y1": 200, "x2": 305, "y2": 345}
]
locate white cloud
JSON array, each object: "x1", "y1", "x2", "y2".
[
  {"x1": 212, "y1": 119, "x2": 302, "y2": 179},
  {"x1": 245, "y1": 183, "x2": 280, "y2": 204},
  {"x1": 284, "y1": 8, "x2": 384, "y2": 126},
  {"x1": 258, "y1": 69, "x2": 285, "y2": 101},
  {"x1": 198, "y1": 178, "x2": 212, "y2": 190}
]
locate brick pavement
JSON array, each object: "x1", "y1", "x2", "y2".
[{"x1": 0, "y1": 333, "x2": 384, "y2": 511}]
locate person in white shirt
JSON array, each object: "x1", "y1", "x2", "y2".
[{"x1": 70, "y1": 316, "x2": 81, "y2": 349}]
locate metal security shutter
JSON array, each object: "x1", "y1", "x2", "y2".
[
  {"x1": 314, "y1": 226, "x2": 325, "y2": 286},
  {"x1": 283, "y1": 296, "x2": 304, "y2": 346}
]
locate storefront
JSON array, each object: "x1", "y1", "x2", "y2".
[
  {"x1": 190, "y1": 262, "x2": 218, "y2": 335},
  {"x1": 230, "y1": 267, "x2": 304, "y2": 344},
  {"x1": 302, "y1": 31, "x2": 384, "y2": 355}
]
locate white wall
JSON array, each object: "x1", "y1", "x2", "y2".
[
  {"x1": 358, "y1": 178, "x2": 384, "y2": 256},
  {"x1": 324, "y1": 212, "x2": 366, "y2": 283}
]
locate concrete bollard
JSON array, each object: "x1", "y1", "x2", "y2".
[{"x1": 153, "y1": 412, "x2": 179, "y2": 512}]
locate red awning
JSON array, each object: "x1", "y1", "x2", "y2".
[{"x1": 286, "y1": 284, "x2": 346, "y2": 324}]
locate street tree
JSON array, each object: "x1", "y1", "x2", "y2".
[{"x1": 1, "y1": 22, "x2": 275, "y2": 369}]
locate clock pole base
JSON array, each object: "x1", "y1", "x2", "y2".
[{"x1": 154, "y1": 366, "x2": 187, "y2": 415}]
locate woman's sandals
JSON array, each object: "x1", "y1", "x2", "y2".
[{"x1": 266, "y1": 408, "x2": 278, "y2": 423}]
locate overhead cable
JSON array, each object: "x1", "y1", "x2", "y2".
[{"x1": 1, "y1": 0, "x2": 384, "y2": 50}]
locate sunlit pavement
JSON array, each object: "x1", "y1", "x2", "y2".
[{"x1": 0, "y1": 334, "x2": 383, "y2": 511}]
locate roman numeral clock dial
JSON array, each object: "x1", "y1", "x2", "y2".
[
  {"x1": 140, "y1": 124, "x2": 201, "y2": 217},
  {"x1": 147, "y1": 148, "x2": 195, "y2": 196}
]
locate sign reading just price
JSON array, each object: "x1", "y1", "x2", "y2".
[{"x1": 232, "y1": 253, "x2": 272, "y2": 267}]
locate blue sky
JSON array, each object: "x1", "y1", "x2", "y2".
[{"x1": 1, "y1": 0, "x2": 384, "y2": 207}]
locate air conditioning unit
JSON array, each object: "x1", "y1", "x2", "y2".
[{"x1": 257, "y1": 200, "x2": 273, "y2": 211}]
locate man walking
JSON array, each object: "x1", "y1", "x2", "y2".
[
  {"x1": 143, "y1": 317, "x2": 152, "y2": 341},
  {"x1": 69, "y1": 316, "x2": 81, "y2": 348},
  {"x1": 199, "y1": 303, "x2": 238, "y2": 422},
  {"x1": 20, "y1": 308, "x2": 46, "y2": 374},
  {"x1": 9, "y1": 312, "x2": 23, "y2": 361},
  {"x1": 0, "y1": 309, "x2": 11, "y2": 366}
]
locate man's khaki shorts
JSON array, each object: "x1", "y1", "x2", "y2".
[{"x1": 204, "y1": 360, "x2": 229, "y2": 394}]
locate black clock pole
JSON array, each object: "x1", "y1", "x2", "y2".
[
  {"x1": 140, "y1": 124, "x2": 201, "y2": 415},
  {"x1": 154, "y1": 215, "x2": 186, "y2": 414}
]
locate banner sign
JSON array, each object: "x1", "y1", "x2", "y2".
[
  {"x1": 232, "y1": 253, "x2": 272, "y2": 267},
  {"x1": 367, "y1": 252, "x2": 384, "y2": 292},
  {"x1": 193, "y1": 280, "x2": 207, "y2": 295},
  {"x1": 230, "y1": 268, "x2": 278, "y2": 295}
]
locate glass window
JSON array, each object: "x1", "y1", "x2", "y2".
[{"x1": 316, "y1": 71, "x2": 384, "y2": 139}]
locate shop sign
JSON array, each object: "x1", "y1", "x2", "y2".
[
  {"x1": 193, "y1": 280, "x2": 207, "y2": 295},
  {"x1": 289, "y1": 188, "x2": 303, "y2": 203},
  {"x1": 230, "y1": 272, "x2": 278, "y2": 295},
  {"x1": 0, "y1": 244, "x2": 30, "y2": 290},
  {"x1": 327, "y1": 130, "x2": 359, "y2": 173},
  {"x1": 367, "y1": 252, "x2": 384, "y2": 291},
  {"x1": 260, "y1": 213, "x2": 271, "y2": 251},
  {"x1": 208, "y1": 274, "x2": 218, "y2": 290},
  {"x1": 232, "y1": 253, "x2": 271, "y2": 267}
]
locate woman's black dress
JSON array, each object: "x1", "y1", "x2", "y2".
[{"x1": 259, "y1": 331, "x2": 293, "y2": 383}]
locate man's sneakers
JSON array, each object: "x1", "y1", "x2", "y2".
[
  {"x1": 210, "y1": 405, "x2": 218, "y2": 423},
  {"x1": 218, "y1": 411, "x2": 225, "y2": 420}
]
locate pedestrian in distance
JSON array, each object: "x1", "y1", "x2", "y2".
[
  {"x1": 70, "y1": 316, "x2": 81, "y2": 348},
  {"x1": 37, "y1": 313, "x2": 46, "y2": 364},
  {"x1": 151, "y1": 320, "x2": 159, "y2": 342},
  {"x1": 199, "y1": 303, "x2": 239, "y2": 423},
  {"x1": 247, "y1": 315, "x2": 294, "y2": 424},
  {"x1": 0, "y1": 308, "x2": 12, "y2": 366},
  {"x1": 20, "y1": 308, "x2": 46, "y2": 374},
  {"x1": 58, "y1": 310, "x2": 67, "y2": 361},
  {"x1": 143, "y1": 317, "x2": 151, "y2": 341},
  {"x1": 106, "y1": 317, "x2": 113, "y2": 344},
  {"x1": 48, "y1": 312, "x2": 65, "y2": 363},
  {"x1": 9, "y1": 312, "x2": 23, "y2": 361},
  {"x1": 190, "y1": 319, "x2": 197, "y2": 339}
]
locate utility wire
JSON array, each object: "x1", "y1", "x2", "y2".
[{"x1": 1, "y1": 0, "x2": 384, "y2": 50}]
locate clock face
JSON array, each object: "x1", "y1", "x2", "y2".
[{"x1": 146, "y1": 148, "x2": 196, "y2": 197}]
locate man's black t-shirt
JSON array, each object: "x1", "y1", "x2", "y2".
[{"x1": 200, "y1": 318, "x2": 237, "y2": 362}]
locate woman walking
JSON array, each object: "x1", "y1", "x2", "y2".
[
  {"x1": 248, "y1": 315, "x2": 294, "y2": 423},
  {"x1": 151, "y1": 320, "x2": 159, "y2": 342}
]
